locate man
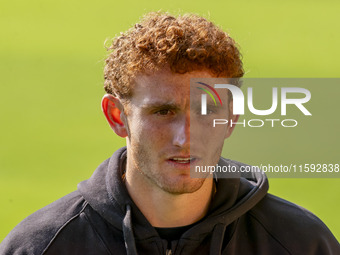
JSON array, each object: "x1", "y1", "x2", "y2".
[{"x1": 1, "y1": 12, "x2": 339, "y2": 255}]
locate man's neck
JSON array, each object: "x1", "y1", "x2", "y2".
[{"x1": 124, "y1": 165, "x2": 214, "y2": 228}]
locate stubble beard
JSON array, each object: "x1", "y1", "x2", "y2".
[{"x1": 128, "y1": 141, "x2": 207, "y2": 195}]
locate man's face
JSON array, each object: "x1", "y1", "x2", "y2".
[{"x1": 122, "y1": 69, "x2": 235, "y2": 194}]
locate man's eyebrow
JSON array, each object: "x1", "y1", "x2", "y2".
[
  {"x1": 191, "y1": 101, "x2": 216, "y2": 108},
  {"x1": 140, "y1": 102, "x2": 180, "y2": 110}
]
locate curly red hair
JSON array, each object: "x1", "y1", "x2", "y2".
[{"x1": 104, "y1": 12, "x2": 244, "y2": 98}]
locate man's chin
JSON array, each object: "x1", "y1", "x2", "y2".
[{"x1": 158, "y1": 177, "x2": 207, "y2": 195}]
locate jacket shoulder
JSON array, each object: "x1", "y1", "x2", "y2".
[
  {"x1": 0, "y1": 191, "x2": 87, "y2": 255},
  {"x1": 249, "y1": 193, "x2": 340, "y2": 254}
]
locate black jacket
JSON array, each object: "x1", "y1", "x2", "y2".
[{"x1": 1, "y1": 147, "x2": 339, "y2": 254}]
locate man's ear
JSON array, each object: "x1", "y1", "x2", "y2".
[
  {"x1": 101, "y1": 94, "x2": 128, "y2": 138},
  {"x1": 225, "y1": 100, "x2": 239, "y2": 139}
]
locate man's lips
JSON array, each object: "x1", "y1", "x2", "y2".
[{"x1": 166, "y1": 156, "x2": 199, "y2": 164}]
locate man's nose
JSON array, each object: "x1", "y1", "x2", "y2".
[{"x1": 172, "y1": 113, "x2": 190, "y2": 148}]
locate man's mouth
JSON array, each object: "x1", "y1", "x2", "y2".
[
  {"x1": 167, "y1": 157, "x2": 198, "y2": 165},
  {"x1": 169, "y1": 157, "x2": 193, "y2": 164}
]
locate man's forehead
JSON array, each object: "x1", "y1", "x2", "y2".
[
  {"x1": 130, "y1": 70, "x2": 233, "y2": 105},
  {"x1": 134, "y1": 72, "x2": 189, "y2": 89}
]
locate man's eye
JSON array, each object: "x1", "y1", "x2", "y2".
[
  {"x1": 206, "y1": 108, "x2": 216, "y2": 115},
  {"x1": 156, "y1": 109, "x2": 172, "y2": 116}
]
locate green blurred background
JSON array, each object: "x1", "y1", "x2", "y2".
[{"x1": 1, "y1": 0, "x2": 339, "y2": 241}]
